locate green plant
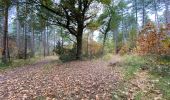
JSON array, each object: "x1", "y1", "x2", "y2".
[
  {"x1": 0, "y1": 56, "x2": 42, "y2": 71},
  {"x1": 134, "y1": 91, "x2": 144, "y2": 100},
  {"x1": 102, "y1": 53, "x2": 113, "y2": 61},
  {"x1": 122, "y1": 55, "x2": 147, "y2": 79}
]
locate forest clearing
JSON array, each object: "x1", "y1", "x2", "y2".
[{"x1": 0, "y1": 0, "x2": 170, "y2": 100}]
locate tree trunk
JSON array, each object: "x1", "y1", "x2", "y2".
[
  {"x1": 87, "y1": 32, "x2": 89, "y2": 57},
  {"x1": 60, "y1": 28, "x2": 64, "y2": 51},
  {"x1": 76, "y1": 34, "x2": 83, "y2": 60},
  {"x1": 164, "y1": 0, "x2": 170, "y2": 24},
  {"x1": 54, "y1": 30, "x2": 56, "y2": 50},
  {"x1": 30, "y1": 27, "x2": 35, "y2": 57},
  {"x1": 134, "y1": 0, "x2": 139, "y2": 37},
  {"x1": 40, "y1": 32, "x2": 42, "y2": 56},
  {"x1": 46, "y1": 24, "x2": 49, "y2": 56},
  {"x1": 113, "y1": 29, "x2": 118, "y2": 54},
  {"x1": 102, "y1": 17, "x2": 111, "y2": 55},
  {"x1": 7, "y1": 32, "x2": 10, "y2": 61},
  {"x1": 42, "y1": 30, "x2": 46, "y2": 57},
  {"x1": 102, "y1": 33, "x2": 107, "y2": 55},
  {"x1": 164, "y1": 0, "x2": 170, "y2": 35},
  {"x1": 2, "y1": 3, "x2": 9, "y2": 63},
  {"x1": 75, "y1": 21, "x2": 84, "y2": 60},
  {"x1": 24, "y1": 24, "x2": 27, "y2": 59},
  {"x1": 142, "y1": 0, "x2": 145, "y2": 27},
  {"x1": 154, "y1": 0, "x2": 159, "y2": 28},
  {"x1": 16, "y1": 0, "x2": 21, "y2": 58},
  {"x1": 53, "y1": 30, "x2": 56, "y2": 55},
  {"x1": 24, "y1": 0, "x2": 28, "y2": 59},
  {"x1": 135, "y1": 0, "x2": 138, "y2": 28}
]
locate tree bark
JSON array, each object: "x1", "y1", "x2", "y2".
[
  {"x1": 113, "y1": 29, "x2": 118, "y2": 54},
  {"x1": 135, "y1": 0, "x2": 138, "y2": 28},
  {"x1": 2, "y1": 2, "x2": 9, "y2": 63},
  {"x1": 54, "y1": 30, "x2": 56, "y2": 51},
  {"x1": 16, "y1": 0, "x2": 21, "y2": 58},
  {"x1": 102, "y1": 32, "x2": 107, "y2": 55},
  {"x1": 30, "y1": 27, "x2": 35, "y2": 57},
  {"x1": 164, "y1": 0, "x2": 170, "y2": 35},
  {"x1": 134, "y1": 0, "x2": 139, "y2": 38},
  {"x1": 42, "y1": 30, "x2": 46, "y2": 57},
  {"x1": 46, "y1": 23, "x2": 49, "y2": 56},
  {"x1": 164, "y1": 0, "x2": 170, "y2": 24},
  {"x1": 76, "y1": 33, "x2": 83, "y2": 60},
  {"x1": 102, "y1": 17, "x2": 111, "y2": 55},
  {"x1": 142, "y1": 0, "x2": 145, "y2": 27},
  {"x1": 24, "y1": 0, "x2": 28, "y2": 59},
  {"x1": 154, "y1": 0, "x2": 159, "y2": 28},
  {"x1": 87, "y1": 32, "x2": 89, "y2": 57},
  {"x1": 60, "y1": 28, "x2": 64, "y2": 51},
  {"x1": 24, "y1": 24, "x2": 27, "y2": 59},
  {"x1": 121, "y1": 11, "x2": 126, "y2": 44}
]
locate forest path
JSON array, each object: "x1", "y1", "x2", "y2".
[
  {"x1": 0, "y1": 56, "x2": 59, "y2": 83},
  {"x1": 0, "y1": 55, "x2": 122, "y2": 100}
]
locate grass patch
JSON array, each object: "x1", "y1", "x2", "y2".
[
  {"x1": 0, "y1": 56, "x2": 43, "y2": 71},
  {"x1": 134, "y1": 91, "x2": 144, "y2": 100},
  {"x1": 102, "y1": 53, "x2": 113, "y2": 61},
  {"x1": 0, "y1": 61, "x2": 11, "y2": 70},
  {"x1": 155, "y1": 76, "x2": 170, "y2": 99},
  {"x1": 121, "y1": 55, "x2": 147, "y2": 79},
  {"x1": 119, "y1": 54, "x2": 170, "y2": 99},
  {"x1": 149, "y1": 55, "x2": 170, "y2": 99}
]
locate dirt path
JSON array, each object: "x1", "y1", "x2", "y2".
[
  {"x1": 0, "y1": 61, "x2": 49, "y2": 82},
  {"x1": 0, "y1": 56, "x2": 121, "y2": 100}
]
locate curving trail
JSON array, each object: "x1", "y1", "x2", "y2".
[{"x1": 0, "y1": 56, "x2": 121, "y2": 100}]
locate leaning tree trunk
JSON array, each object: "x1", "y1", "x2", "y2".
[
  {"x1": 102, "y1": 17, "x2": 111, "y2": 55},
  {"x1": 2, "y1": 3, "x2": 9, "y2": 63}
]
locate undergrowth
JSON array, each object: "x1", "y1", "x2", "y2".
[
  {"x1": 0, "y1": 56, "x2": 42, "y2": 71},
  {"x1": 116, "y1": 54, "x2": 170, "y2": 99},
  {"x1": 121, "y1": 55, "x2": 147, "y2": 79}
]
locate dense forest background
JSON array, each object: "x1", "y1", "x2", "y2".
[{"x1": 0, "y1": 0, "x2": 170, "y2": 63}]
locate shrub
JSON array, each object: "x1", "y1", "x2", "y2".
[
  {"x1": 136, "y1": 22, "x2": 170, "y2": 55},
  {"x1": 119, "y1": 43, "x2": 130, "y2": 55},
  {"x1": 59, "y1": 48, "x2": 76, "y2": 62}
]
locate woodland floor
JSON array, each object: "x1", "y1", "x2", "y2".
[{"x1": 0, "y1": 56, "x2": 122, "y2": 100}]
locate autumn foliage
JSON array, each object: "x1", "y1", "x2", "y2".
[
  {"x1": 82, "y1": 39, "x2": 102, "y2": 57},
  {"x1": 136, "y1": 22, "x2": 170, "y2": 55}
]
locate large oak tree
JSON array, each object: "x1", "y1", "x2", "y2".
[{"x1": 33, "y1": 0, "x2": 109, "y2": 59}]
